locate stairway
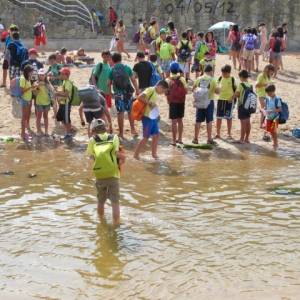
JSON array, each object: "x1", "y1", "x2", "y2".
[{"x1": 7, "y1": 0, "x2": 95, "y2": 32}]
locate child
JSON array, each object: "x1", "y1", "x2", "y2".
[
  {"x1": 193, "y1": 65, "x2": 218, "y2": 145},
  {"x1": 19, "y1": 65, "x2": 35, "y2": 141},
  {"x1": 55, "y1": 67, "x2": 73, "y2": 139},
  {"x1": 216, "y1": 65, "x2": 237, "y2": 139},
  {"x1": 159, "y1": 35, "x2": 176, "y2": 78},
  {"x1": 21, "y1": 48, "x2": 44, "y2": 82},
  {"x1": 200, "y1": 52, "x2": 216, "y2": 75},
  {"x1": 35, "y1": 68, "x2": 51, "y2": 136},
  {"x1": 234, "y1": 70, "x2": 252, "y2": 143},
  {"x1": 87, "y1": 118, "x2": 125, "y2": 225},
  {"x1": 149, "y1": 54, "x2": 163, "y2": 78},
  {"x1": 242, "y1": 28, "x2": 257, "y2": 73},
  {"x1": 177, "y1": 32, "x2": 193, "y2": 81},
  {"x1": 166, "y1": 62, "x2": 188, "y2": 145},
  {"x1": 193, "y1": 32, "x2": 209, "y2": 77},
  {"x1": 255, "y1": 64, "x2": 275, "y2": 141},
  {"x1": 264, "y1": 84, "x2": 282, "y2": 150},
  {"x1": 133, "y1": 80, "x2": 169, "y2": 160}
]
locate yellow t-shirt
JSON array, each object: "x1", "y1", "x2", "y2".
[
  {"x1": 143, "y1": 87, "x2": 159, "y2": 117},
  {"x1": 19, "y1": 76, "x2": 32, "y2": 101},
  {"x1": 256, "y1": 73, "x2": 271, "y2": 98},
  {"x1": 159, "y1": 42, "x2": 175, "y2": 60},
  {"x1": 177, "y1": 39, "x2": 193, "y2": 50},
  {"x1": 200, "y1": 58, "x2": 216, "y2": 69},
  {"x1": 218, "y1": 77, "x2": 236, "y2": 102},
  {"x1": 149, "y1": 26, "x2": 157, "y2": 39},
  {"x1": 59, "y1": 80, "x2": 73, "y2": 104},
  {"x1": 36, "y1": 83, "x2": 51, "y2": 106},
  {"x1": 194, "y1": 75, "x2": 217, "y2": 100}
]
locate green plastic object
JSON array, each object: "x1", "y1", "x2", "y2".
[
  {"x1": 177, "y1": 143, "x2": 214, "y2": 150},
  {"x1": 0, "y1": 137, "x2": 15, "y2": 143}
]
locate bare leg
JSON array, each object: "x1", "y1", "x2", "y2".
[
  {"x1": 97, "y1": 202, "x2": 105, "y2": 217},
  {"x1": 151, "y1": 134, "x2": 159, "y2": 159},
  {"x1": 227, "y1": 119, "x2": 233, "y2": 138},
  {"x1": 134, "y1": 137, "x2": 148, "y2": 159},
  {"x1": 272, "y1": 132, "x2": 278, "y2": 150},
  {"x1": 1, "y1": 69, "x2": 8, "y2": 86},
  {"x1": 245, "y1": 119, "x2": 251, "y2": 143},
  {"x1": 112, "y1": 203, "x2": 120, "y2": 225},
  {"x1": 216, "y1": 118, "x2": 222, "y2": 138},
  {"x1": 207, "y1": 121, "x2": 213, "y2": 142},
  {"x1": 178, "y1": 118, "x2": 183, "y2": 143},
  {"x1": 239, "y1": 120, "x2": 246, "y2": 142},
  {"x1": 43, "y1": 111, "x2": 49, "y2": 135},
  {"x1": 128, "y1": 112, "x2": 137, "y2": 136},
  {"x1": 36, "y1": 110, "x2": 43, "y2": 135},
  {"x1": 171, "y1": 119, "x2": 177, "y2": 144},
  {"x1": 117, "y1": 112, "x2": 124, "y2": 138},
  {"x1": 194, "y1": 122, "x2": 201, "y2": 142}
]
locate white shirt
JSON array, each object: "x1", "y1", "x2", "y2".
[{"x1": 0, "y1": 24, "x2": 4, "y2": 31}]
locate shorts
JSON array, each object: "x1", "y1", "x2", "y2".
[
  {"x1": 18, "y1": 98, "x2": 32, "y2": 108},
  {"x1": 270, "y1": 51, "x2": 281, "y2": 61},
  {"x1": 114, "y1": 94, "x2": 133, "y2": 113},
  {"x1": 9, "y1": 66, "x2": 21, "y2": 80},
  {"x1": 196, "y1": 100, "x2": 214, "y2": 123},
  {"x1": 238, "y1": 106, "x2": 251, "y2": 120},
  {"x1": 179, "y1": 62, "x2": 190, "y2": 74},
  {"x1": 169, "y1": 102, "x2": 185, "y2": 119},
  {"x1": 105, "y1": 94, "x2": 112, "y2": 108},
  {"x1": 36, "y1": 104, "x2": 50, "y2": 112},
  {"x1": 34, "y1": 35, "x2": 47, "y2": 46},
  {"x1": 142, "y1": 116, "x2": 159, "y2": 138},
  {"x1": 231, "y1": 43, "x2": 241, "y2": 52},
  {"x1": 243, "y1": 49, "x2": 254, "y2": 60},
  {"x1": 192, "y1": 59, "x2": 200, "y2": 72},
  {"x1": 160, "y1": 59, "x2": 172, "y2": 73},
  {"x1": 96, "y1": 177, "x2": 120, "y2": 205},
  {"x1": 84, "y1": 110, "x2": 103, "y2": 123},
  {"x1": 56, "y1": 103, "x2": 71, "y2": 124},
  {"x1": 2, "y1": 59, "x2": 9, "y2": 70},
  {"x1": 266, "y1": 119, "x2": 279, "y2": 134},
  {"x1": 254, "y1": 49, "x2": 261, "y2": 55},
  {"x1": 217, "y1": 100, "x2": 234, "y2": 120}
]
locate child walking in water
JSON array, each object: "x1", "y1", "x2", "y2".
[
  {"x1": 134, "y1": 80, "x2": 169, "y2": 160},
  {"x1": 35, "y1": 69, "x2": 51, "y2": 136}
]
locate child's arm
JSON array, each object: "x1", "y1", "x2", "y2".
[{"x1": 130, "y1": 75, "x2": 139, "y2": 96}]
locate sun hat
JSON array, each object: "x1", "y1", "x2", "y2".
[
  {"x1": 90, "y1": 119, "x2": 106, "y2": 131},
  {"x1": 160, "y1": 28, "x2": 167, "y2": 34},
  {"x1": 28, "y1": 48, "x2": 38, "y2": 55}
]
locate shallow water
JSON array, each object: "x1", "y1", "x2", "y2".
[{"x1": 1, "y1": 142, "x2": 300, "y2": 300}]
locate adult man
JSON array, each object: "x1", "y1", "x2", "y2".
[
  {"x1": 33, "y1": 18, "x2": 47, "y2": 52},
  {"x1": 108, "y1": 52, "x2": 138, "y2": 139}
]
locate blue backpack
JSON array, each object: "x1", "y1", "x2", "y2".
[
  {"x1": 12, "y1": 41, "x2": 29, "y2": 64},
  {"x1": 275, "y1": 97, "x2": 289, "y2": 124},
  {"x1": 245, "y1": 34, "x2": 255, "y2": 51},
  {"x1": 149, "y1": 62, "x2": 161, "y2": 87},
  {"x1": 10, "y1": 77, "x2": 22, "y2": 97}
]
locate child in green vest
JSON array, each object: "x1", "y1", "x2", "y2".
[{"x1": 87, "y1": 119, "x2": 125, "y2": 225}]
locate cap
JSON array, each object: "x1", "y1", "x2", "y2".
[
  {"x1": 160, "y1": 28, "x2": 167, "y2": 34},
  {"x1": 28, "y1": 48, "x2": 38, "y2": 55},
  {"x1": 9, "y1": 24, "x2": 19, "y2": 31},
  {"x1": 38, "y1": 68, "x2": 47, "y2": 75},
  {"x1": 60, "y1": 67, "x2": 71, "y2": 76},
  {"x1": 170, "y1": 61, "x2": 181, "y2": 74},
  {"x1": 90, "y1": 119, "x2": 106, "y2": 132}
]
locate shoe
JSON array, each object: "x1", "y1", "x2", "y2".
[
  {"x1": 262, "y1": 135, "x2": 271, "y2": 142},
  {"x1": 207, "y1": 140, "x2": 217, "y2": 146},
  {"x1": 192, "y1": 139, "x2": 199, "y2": 144}
]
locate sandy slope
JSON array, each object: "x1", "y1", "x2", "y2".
[{"x1": 0, "y1": 52, "x2": 299, "y2": 153}]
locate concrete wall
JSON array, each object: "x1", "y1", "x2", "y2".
[{"x1": 1, "y1": 0, "x2": 300, "y2": 49}]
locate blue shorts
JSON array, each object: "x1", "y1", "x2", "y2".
[
  {"x1": 36, "y1": 104, "x2": 50, "y2": 112},
  {"x1": 160, "y1": 59, "x2": 172, "y2": 73},
  {"x1": 114, "y1": 94, "x2": 133, "y2": 113},
  {"x1": 142, "y1": 117, "x2": 159, "y2": 138},
  {"x1": 196, "y1": 100, "x2": 214, "y2": 123},
  {"x1": 18, "y1": 98, "x2": 32, "y2": 108},
  {"x1": 216, "y1": 100, "x2": 234, "y2": 119}
]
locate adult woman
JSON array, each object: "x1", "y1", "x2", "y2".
[
  {"x1": 258, "y1": 23, "x2": 268, "y2": 61},
  {"x1": 269, "y1": 30, "x2": 284, "y2": 77},
  {"x1": 205, "y1": 31, "x2": 217, "y2": 72},
  {"x1": 228, "y1": 24, "x2": 241, "y2": 70},
  {"x1": 115, "y1": 20, "x2": 130, "y2": 59},
  {"x1": 252, "y1": 28, "x2": 261, "y2": 72},
  {"x1": 167, "y1": 21, "x2": 178, "y2": 46}
]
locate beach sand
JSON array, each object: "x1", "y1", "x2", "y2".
[{"x1": 0, "y1": 52, "x2": 299, "y2": 153}]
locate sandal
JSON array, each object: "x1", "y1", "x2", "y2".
[{"x1": 192, "y1": 139, "x2": 199, "y2": 144}]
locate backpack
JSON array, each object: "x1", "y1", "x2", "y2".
[
  {"x1": 167, "y1": 77, "x2": 187, "y2": 103},
  {"x1": 149, "y1": 62, "x2": 161, "y2": 87},
  {"x1": 11, "y1": 41, "x2": 29, "y2": 65},
  {"x1": 112, "y1": 64, "x2": 130, "y2": 91},
  {"x1": 131, "y1": 89, "x2": 155, "y2": 121},
  {"x1": 244, "y1": 34, "x2": 255, "y2": 51},
  {"x1": 10, "y1": 77, "x2": 22, "y2": 97},
  {"x1": 193, "y1": 77, "x2": 211, "y2": 109},
  {"x1": 195, "y1": 42, "x2": 208, "y2": 60},
  {"x1": 275, "y1": 97, "x2": 289, "y2": 124},
  {"x1": 89, "y1": 63, "x2": 103, "y2": 85},
  {"x1": 232, "y1": 32, "x2": 241, "y2": 49},
  {"x1": 70, "y1": 83, "x2": 81, "y2": 106},
  {"x1": 33, "y1": 23, "x2": 42, "y2": 37},
  {"x1": 178, "y1": 41, "x2": 191, "y2": 62},
  {"x1": 273, "y1": 38, "x2": 282, "y2": 53},
  {"x1": 241, "y1": 83, "x2": 257, "y2": 114},
  {"x1": 92, "y1": 134, "x2": 119, "y2": 179}
]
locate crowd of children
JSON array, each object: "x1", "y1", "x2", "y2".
[{"x1": 0, "y1": 20, "x2": 290, "y2": 223}]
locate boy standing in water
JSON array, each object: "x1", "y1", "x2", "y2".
[
  {"x1": 87, "y1": 119, "x2": 125, "y2": 225},
  {"x1": 264, "y1": 84, "x2": 282, "y2": 150}
]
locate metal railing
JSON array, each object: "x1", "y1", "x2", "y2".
[{"x1": 8, "y1": 0, "x2": 95, "y2": 32}]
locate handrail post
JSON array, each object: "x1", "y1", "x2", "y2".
[{"x1": 73, "y1": 0, "x2": 95, "y2": 32}]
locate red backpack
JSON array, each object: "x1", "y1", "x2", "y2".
[{"x1": 167, "y1": 77, "x2": 187, "y2": 103}]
